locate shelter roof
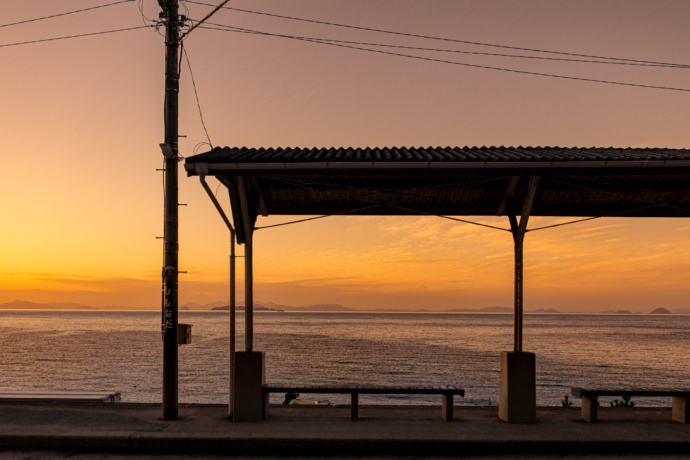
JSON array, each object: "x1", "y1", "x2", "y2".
[
  {"x1": 185, "y1": 146, "x2": 690, "y2": 242},
  {"x1": 185, "y1": 146, "x2": 690, "y2": 164}
]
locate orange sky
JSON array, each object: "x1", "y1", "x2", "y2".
[{"x1": 2, "y1": 0, "x2": 690, "y2": 312}]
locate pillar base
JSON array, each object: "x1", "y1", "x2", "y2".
[
  {"x1": 672, "y1": 396, "x2": 689, "y2": 424},
  {"x1": 499, "y1": 351, "x2": 536, "y2": 423},
  {"x1": 232, "y1": 351, "x2": 265, "y2": 422}
]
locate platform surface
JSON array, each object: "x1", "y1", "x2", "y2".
[{"x1": 0, "y1": 403, "x2": 687, "y2": 456}]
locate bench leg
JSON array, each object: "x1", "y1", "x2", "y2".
[
  {"x1": 581, "y1": 395, "x2": 598, "y2": 423},
  {"x1": 262, "y1": 392, "x2": 270, "y2": 420},
  {"x1": 442, "y1": 394, "x2": 453, "y2": 422},
  {"x1": 672, "y1": 396, "x2": 688, "y2": 424},
  {"x1": 351, "y1": 392, "x2": 358, "y2": 421}
]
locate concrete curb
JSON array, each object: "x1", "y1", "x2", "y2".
[{"x1": 1, "y1": 435, "x2": 689, "y2": 455}]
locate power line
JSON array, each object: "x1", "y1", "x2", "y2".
[
  {"x1": 182, "y1": 46, "x2": 213, "y2": 148},
  {"x1": 199, "y1": 25, "x2": 690, "y2": 92},
  {"x1": 138, "y1": 0, "x2": 159, "y2": 25},
  {"x1": 180, "y1": 0, "x2": 231, "y2": 40},
  {"x1": 386, "y1": 204, "x2": 512, "y2": 232},
  {"x1": 185, "y1": 1, "x2": 689, "y2": 68},
  {"x1": 205, "y1": 23, "x2": 688, "y2": 69},
  {"x1": 0, "y1": 1, "x2": 135, "y2": 29},
  {"x1": 526, "y1": 202, "x2": 682, "y2": 232},
  {"x1": 0, "y1": 26, "x2": 153, "y2": 48}
]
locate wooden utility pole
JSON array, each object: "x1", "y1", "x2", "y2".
[{"x1": 160, "y1": 0, "x2": 181, "y2": 421}]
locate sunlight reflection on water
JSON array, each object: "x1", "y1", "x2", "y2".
[{"x1": 0, "y1": 311, "x2": 687, "y2": 407}]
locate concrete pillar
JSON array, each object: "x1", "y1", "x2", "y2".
[
  {"x1": 672, "y1": 396, "x2": 688, "y2": 424},
  {"x1": 581, "y1": 395, "x2": 598, "y2": 422},
  {"x1": 232, "y1": 350, "x2": 265, "y2": 421},
  {"x1": 499, "y1": 351, "x2": 536, "y2": 423}
]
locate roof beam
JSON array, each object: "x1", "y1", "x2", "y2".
[{"x1": 496, "y1": 177, "x2": 520, "y2": 216}]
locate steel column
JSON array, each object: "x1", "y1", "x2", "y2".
[
  {"x1": 508, "y1": 176, "x2": 538, "y2": 352},
  {"x1": 244, "y1": 230, "x2": 253, "y2": 351},
  {"x1": 198, "y1": 176, "x2": 237, "y2": 417},
  {"x1": 510, "y1": 220, "x2": 525, "y2": 352},
  {"x1": 236, "y1": 177, "x2": 254, "y2": 351},
  {"x1": 229, "y1": 232, "x2": 236, "y2": 416}
]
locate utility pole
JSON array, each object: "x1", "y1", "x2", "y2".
[{"x1": 159, "y1": 0, "x2": 181, "y2": 421}]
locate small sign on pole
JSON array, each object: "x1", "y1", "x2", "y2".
[{"x1": 162, "y1": 281, "x2": 176, "y2": 343}]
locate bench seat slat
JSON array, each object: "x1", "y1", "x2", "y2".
[
  {"x1": 263, "y1": 383, "x2": 464, "y2": 423},
  {"x1": 572, "y1": 388, "x2": 690, "y2": 398},
  {"x1": 0, "y1": 391, "x2": 121, "y2": 403},
  {"x1": 264, "y1": 384, "x2": 464, "y2": 395}
]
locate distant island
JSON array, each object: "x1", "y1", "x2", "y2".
[
  {"x1": 0, "y1": 300, "x2": 99, "y2": 310},
  {"x1": 211, "y1": 305, "x2": 283, "y2": 312},
  {"x1": 1, "y1": 300, "x2": 689, "y2": 315},
  {"x1": 443, "y1": 306, "x2": 513, "y2": 313},
  {"x1": 532, "y1": 308, "x2": 562, "y2": 314}
]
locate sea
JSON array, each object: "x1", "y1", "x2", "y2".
[{"x1": 0, "y1": 311, "x2": 688, "y2": 407}]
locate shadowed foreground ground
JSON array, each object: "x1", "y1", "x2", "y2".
[
  {"x1": 0, "y1": 403, "x2": 687, "y2": 457},
  {"x1": 1, "y1": 452, "x2": 689, "y2": 460}
]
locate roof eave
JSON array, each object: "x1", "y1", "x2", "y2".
[{"x1": 185, "y1": 160, "x2": 690, "y2": 176}]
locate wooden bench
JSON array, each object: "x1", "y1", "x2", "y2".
[
  {"x1": 0, "y1": 391, "x2": 121, "y2": 403},
  {"x1": 263, "y1": 384, "x2": 464, "y2": 421},
  {"x1": 571, "y1": 388, "x2": 689, "y2": 424}
]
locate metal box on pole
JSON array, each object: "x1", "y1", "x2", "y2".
[{"x1": 177, "y1": 324, "x2": 192, "y2": 345}]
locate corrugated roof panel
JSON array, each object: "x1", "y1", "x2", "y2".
[{"x1": 186, "y1": 147, "x2": 690, "y2": 219}]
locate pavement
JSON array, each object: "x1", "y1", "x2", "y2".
[{"x1": 0, "y1": 402, "x2": 688, "y2": 457}]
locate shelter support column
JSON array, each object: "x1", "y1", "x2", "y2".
[
  {"x1": 499, "y1": 176, "x2": 538, "y2": 423},
  {"x1": 199, "y1": 175, "x2": 238, "y2": 418},
  {"x1": 229, "y1": 233, "x2": 236, "y2": 418},
  {"x1": 232, "y1": 231, "x2": 265, "y2": 421},
  {"x1": 232, "y1": 176, "x2": 265, "y2": 421},
  {"x1": 244, "y1": 230, "x2": 253, "y2": 351}
]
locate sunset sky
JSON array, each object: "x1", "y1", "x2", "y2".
[{"x1": 2, "y1": 0, "x2": 690, "y2": 312}]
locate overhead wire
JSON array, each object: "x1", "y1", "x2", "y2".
[
  {"x1": 138, "y1": 0, "x2": 159, "y2": 26},
  {"x1": 203, "y1": 23, "x2": 689, "y2": 69},
  {"x1": 185, "y1": 1, "x2": 690, "y2": 68},
  {"x1": 384, "y1": 204, "x2": 511, "y2": 232},
  {"x1": 174, "y1": 0, "x2": 228, "y2": 157},
  {"x1": 0, "y1": 26, "x2": 153, "y2": 48},
  {"x1": 180, "y1": 0, "x2": 231, "y2": 40},
  {"x1": 199, "y1": 24, "x2": 690, "y2": 92},
  {"x1": 255, "y1": 205, "x2": 391, "y2": 230},
  {"x1": 193, "y1": 142, "x2": 213, "y2": 155},
  {"x1": 525, "y1": 201, "x2": 687, "y2": 232},
  {"x1": 179, "y1": 1, "x2": 191, "y2": 21},
  {"x1": 182, "y1": 46, "x2": 213, "y2": 148},
  {"x1": 0, "y1": 0, "x2": 135, "y2": 28}
]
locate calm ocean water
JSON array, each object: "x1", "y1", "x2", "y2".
[{"x1": 0, "y1": 311, "x2": 687, "y2": 407}]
